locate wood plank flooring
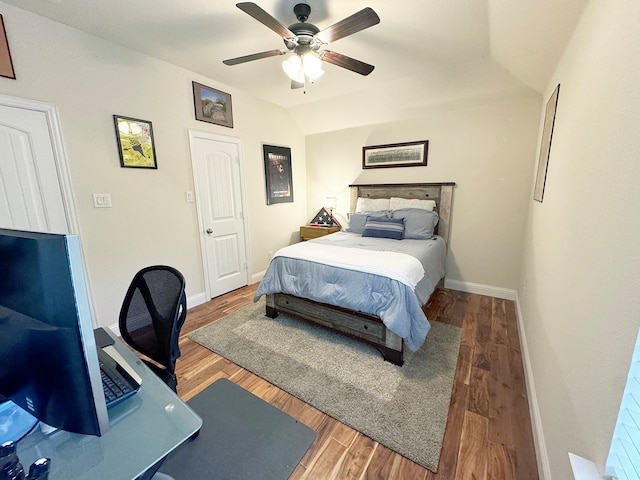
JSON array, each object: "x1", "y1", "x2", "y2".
[{"x1": 175, "y1": 285, "x2": 539, "y2": 479}]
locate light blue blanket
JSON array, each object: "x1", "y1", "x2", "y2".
[{"x1": 254, "y1": 232, "x2": 447, "y2": 352}]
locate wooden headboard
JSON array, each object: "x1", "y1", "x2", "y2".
[{"x1": 348, "y1": 182, "x2": 455, "y2": 246}]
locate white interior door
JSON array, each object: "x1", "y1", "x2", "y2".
[
  {"x1": 0, "y1": 96, "x2": 75, "y2": 234},
  {"x1": 190, "y1": 131, "x2": 248, "y2": 298}
]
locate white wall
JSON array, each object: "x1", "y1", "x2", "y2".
[
  {"x1": 0, "y1": 3, "x2": 307, "y2": 327},
  {"x1": 306, "y1": 94, "x2": 541, "y2": 292},
  {"x1": 518, "y1": 0, "x2": 640, "y2": 477}
]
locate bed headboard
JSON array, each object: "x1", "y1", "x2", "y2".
[{"x1": 348, "y1": 182, "x2": 455, "y2": 246}]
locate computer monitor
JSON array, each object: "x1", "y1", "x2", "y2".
[{"x1": 0, "y1": 228, "x2": 109, "y2": 436}]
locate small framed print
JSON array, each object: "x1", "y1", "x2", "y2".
[
  {"x1": 193, "y1": 81, "x2": 233, "y2": 128},
  {"x1": 113, "y1": 115, "x2": 157, "y2": 169}
]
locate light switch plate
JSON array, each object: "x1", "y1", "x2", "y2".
[{"x1": 93, "y1": 193, "x2": 112, "y2": 208}]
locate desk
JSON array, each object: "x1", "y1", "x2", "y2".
[{"x1": 16, "y1": 332, "x2": 202, "y2": 479}]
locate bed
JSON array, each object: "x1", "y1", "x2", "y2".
[{"x1": 254, "y1": 182, "x2": 455, "y2": 365}]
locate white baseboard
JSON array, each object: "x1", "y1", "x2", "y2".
[
  {"x1": 444, "y1": 279, "x2": 516, "y2": 300},
  {"x1": 251, "y1": 270, "x2": 266, "y2": 284},
  {"x1": 187, "y1": 292, "x2": 208, "y2": 308},
  {"x1": 514, "y1": 291, "x2": 551, "y2": 480}
]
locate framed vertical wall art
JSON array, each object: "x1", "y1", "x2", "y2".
[
  {"x1": 263, "y1": 144, "x2": 293, "y2": 205},
  {"x1": 0, "y1": 15, "x2": 15, "y2": 79},
  {"x1": 113, "y1": 115, "x2": 157, "y2": 169},
  {"x1": 192, "y1": 81, "x2": 233, "y2": 128},
  {"x1": 533, "y1": 84, "x2": 560, "y2": 202}
]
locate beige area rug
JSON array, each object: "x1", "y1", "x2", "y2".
[{"x1": 188, "y1": 299, "x2": 461, "y2": 472}]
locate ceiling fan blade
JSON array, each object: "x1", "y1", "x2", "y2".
[
  {"x1": 236, "y1": 2, "x2": 295, "y2": 39},
  {"x1": 321, "y1": 51, "x2": 375, "y2": 76},
  {"x1": 291, "y1": 80, "x2": 304, "y2": 89},
  {"x1": 223, "y1": 49, "x2": 286, "y2": 66},
  {"x1": 315, "y1": 7, "x2": 380, "y2": 44}
]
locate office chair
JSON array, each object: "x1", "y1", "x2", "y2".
[{"x1": 119, "y1": 265, "x2": 187, "y2": 393}]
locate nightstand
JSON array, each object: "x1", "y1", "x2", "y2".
[{"x1": 299, "y1": 225, "x2": 340, "y2": 241}]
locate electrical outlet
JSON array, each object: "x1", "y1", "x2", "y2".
[
  {"x1": 185, "y1": 191, "x2": 194, "y2": 203},
  {"x1": 268, "y1": 251, "x2": 273, "y2": 260}
]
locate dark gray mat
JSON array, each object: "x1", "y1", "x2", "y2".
[
  {"x1": 188, "y1": 300, "x2": 461, "y2": 472},
  {"x1": 160, "y1": 378, "x2": 315, "y2": 480}
]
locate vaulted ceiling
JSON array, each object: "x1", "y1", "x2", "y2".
[{"x1": 3, "y1": 0, "x2": 588, "y2": 133}]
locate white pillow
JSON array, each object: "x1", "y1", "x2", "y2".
[
  {"x1": 389, "y1": 197, "x2": 436, "y2": 212},
  {"x1": 355, "y1": 197, "x2": 390, "y2": 212}
]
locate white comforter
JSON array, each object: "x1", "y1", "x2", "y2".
[{"x1": 274, "y1": 241, "x2": 425, "y2": 289}]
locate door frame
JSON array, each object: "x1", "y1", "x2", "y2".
[
  {"x1": 188, "y1": 130, "x2": 250, "y2": 299},
  {"x1": 0, "y1": 94, "x2": 79, "y2": 234},
  {"x1": 0, "y1": 94, "x2": 103, "y2": 325}
]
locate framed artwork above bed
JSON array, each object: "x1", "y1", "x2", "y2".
[{"x1": 362, "y1": 141, "x2": 428, "y2": 169}]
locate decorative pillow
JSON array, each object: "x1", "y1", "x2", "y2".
[
  {"x1": 346, "y1": 210, "x2": 389, "y2": 234},
  {"x1": 391, "y1": 208, "x2": 439, "y2": 239},
  {"x1": 362, "y1": 216, "x2": 405, "y2": 240},
  {"x1": 389, "y1": 197, "x2": 436, "y2": 212},
  {"x1": 355, "y1": 197, "x2": 390, "y2": 213}
]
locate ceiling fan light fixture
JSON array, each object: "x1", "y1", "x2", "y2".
[
  {"x1": 282, "y1": 55, "x2": 304, "y2": 82},
  {"x1": 302, "y1": 52, "x2": 324, "y2": 82},
  {"x1": 282, "y1": 52, "x2": 324, "y2": 84}
]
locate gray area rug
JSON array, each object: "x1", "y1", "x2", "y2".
[{"x1": 188, "y1": 299, "x2": 461, "y2": 472}]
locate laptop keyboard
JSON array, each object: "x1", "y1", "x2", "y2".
[{"x1": 98, "y1": 349, "x2": 140, "y2": 408}]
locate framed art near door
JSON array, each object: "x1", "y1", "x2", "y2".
[
  {"x1": 192, "y1": 82, "x2": 233, "y2": 128},
  {"x1": 263, "y1": 144, "x2": 293, "y2": 205},
  {"x1": 0, "y1": 15, "x2": 15, "y2": 79},
  {"x1": 113, "y1": 115, "x2": 157, "y2": 169}
]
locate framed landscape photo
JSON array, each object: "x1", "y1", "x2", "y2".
[
  {"x1": 0, "y1": 15, "x2": 15, "y2": 79},
  {"x1": 533, "y1": 84, "x2": 560, "y2": 202},
  {"x1": 193, "y1": 81, "x2": 233, "y2": 128},
  {"x1": 263, "y1": 144, "x2": 293, "y2": 205},
  {"x1": 363, "y1": 140, "x2": 428, "y2": 169},
  {"x1": 113, "y1": 115, "x2": 157, "y2": 169}
]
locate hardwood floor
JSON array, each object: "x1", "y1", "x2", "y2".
[{"x1": 175, "y1": 284, "x2": 539, "y2": 479}]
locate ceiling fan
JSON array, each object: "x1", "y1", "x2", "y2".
[{"x1": 223, "y1": 2, "x2": 380, "y2": 90}]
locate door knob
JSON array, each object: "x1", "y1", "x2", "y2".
[{"x1": 206, "y1": 228, "x2": 213, "y2": 234}]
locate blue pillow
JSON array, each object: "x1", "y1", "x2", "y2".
[
  {"x1": 346, "y1": 210, "x2": 389, "y2": 234},
  {"x1": 391, "y1": 208, "x2": 439, "y2": 239},
  {"x1": 362, "y1": 216, "x2": 405, "y2": 240}
]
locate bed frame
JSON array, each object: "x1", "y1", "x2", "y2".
[{"x1": 265, "y1": 182, "x2": 455, "y2": 366}]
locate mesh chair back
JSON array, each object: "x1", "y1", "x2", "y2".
[{"x1": 119, "y1": 266, "x2": 186, "y2": 380}]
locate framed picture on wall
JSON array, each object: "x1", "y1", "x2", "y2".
[
  {"x1": 0, "y1": 15, "x2": 15, "y2": 79},
  {"x1": 533, "y1": 84, "x2": 560, "y2": 202},
  {"x1": 362, "y1": 140, "x2": 428, "y2": 169},
  {"x1": 263, "y1": 144, "x2": 293, "y2": 205},
  {"x1": 113, "y1": 115, "x2": 157, "y2": 169},
  {"x1": 192, "y1": 82, "x2": 234, "y2": 128}
]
